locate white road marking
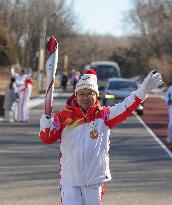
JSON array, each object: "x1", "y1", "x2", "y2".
[{"x1": 136, "y1": 114, "x2": 172, "y2": 159}]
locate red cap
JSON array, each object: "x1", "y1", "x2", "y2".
[{"x1": 84, "y1": 68, "x2": 97, "y2": 75}]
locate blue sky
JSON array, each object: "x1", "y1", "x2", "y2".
[{"x1": 66, "y1": 0, "x2": 134, "y2": 36}]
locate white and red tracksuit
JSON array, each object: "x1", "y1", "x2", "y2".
[
  {"x1": 13, "y1": 73, "x2": 28, "y2": 121},
  {"x1": 40, "y1": 89, "x2": 146, "y2": 205}
]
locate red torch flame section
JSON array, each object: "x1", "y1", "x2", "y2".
[{"x1": 46, "y1": 36, "x2": 57, "y2": 55}]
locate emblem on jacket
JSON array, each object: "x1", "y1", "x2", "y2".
[{"x1": 90, "y1": 122, "x2": 99, "y2": 139}]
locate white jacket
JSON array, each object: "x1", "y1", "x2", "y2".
[{"x1": 40, "y1": 88, "x2": 146, "y2": 186}]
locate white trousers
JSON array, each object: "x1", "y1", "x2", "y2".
[
  {"x1": 15, "y1": 89, "x2": 28, "y2": 122},
  {"x1": 61, "y1": 183, "x2": 105, "y2": 205},
  {"x1": 4, "y1": 109, "x2": 14, "y2": 122}
]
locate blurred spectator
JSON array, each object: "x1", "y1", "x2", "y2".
[
  {"x1": 164, "y1": 84, "x2": 172, "y2": 143},
  {"x1": 11, "y1": 68, "x2": 29, "y2": 122},
  {"x1": 3, "y1": 77, "x2": 18, "y2": 122},
  {"x1": 24, "y1": 75, "x2": 33, "y2": 121},
  {"x1": 71, "y1": 70, "x2": 80, "y2": 90},
  {"x1": 61, "y1": 72, "x2": 68, "y2": 91}
]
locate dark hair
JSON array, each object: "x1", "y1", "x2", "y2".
[
  {"x1": 9, "y1": 77, "x2": 16, "y2": 89},
  {"x1": 11, "y1": 77, "x2": 16, "y2": 82}
]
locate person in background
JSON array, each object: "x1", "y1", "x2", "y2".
[
  {"x1": 71, "y1": 70, "x2": 80, "y2": 90},
  {"x1": 61, "y1": 72, "x2": 68, "y2": 91},
  {"x1": 39, "y1": 69, "x2": 162, "y2": 205},
  {"x1": 3, "y1": 77, "x2": 18, "y2": 122},
  {"x1": 11, "y1": 68, "x2": 28, "y2": 122},
  {"x1": 24, "y1": 75, "x2": 33, "y2": 121},
  {"x1": 164, "y1": 83, "x2": 172, "y2": 143}
]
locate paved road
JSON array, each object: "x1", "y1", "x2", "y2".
[
  {"x1": 141, "y1": 96, "x2": 172, "y2": 151},
  {"x1": 0, "y1": 89, "x2": 172, "y2": 205}
]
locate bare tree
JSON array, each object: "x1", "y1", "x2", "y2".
[
  {"x1": 0, "y1": 24, "x2": 18, "y2": 66},
  {"x1": 128, "y1": 0, "x2": 172, "y2": 84},
  {"x1": 0, "y1": 0, "x2": 77, "y2": 70}
]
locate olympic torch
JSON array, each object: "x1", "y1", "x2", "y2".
[{"x1": 44, "y1": 36, "x2": 58, "y2": 134}]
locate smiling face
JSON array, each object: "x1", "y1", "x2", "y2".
[{"x1": 76, "y1": 88, "x2": 97, "y2": 112}]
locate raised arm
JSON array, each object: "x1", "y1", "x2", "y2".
[{"x1": 105, "y1": 71, "x2": 162, "y2": 128}]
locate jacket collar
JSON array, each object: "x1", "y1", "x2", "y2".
[{"x1": 66, "y1": 94, "x2": 101, "y2": 117}]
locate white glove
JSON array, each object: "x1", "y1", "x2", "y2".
[
  {"x1": 40, "y1": 114, "x2": 53, "y2": 132},
  {"x1": 140, "y1": 70, "x2": 163, "y2": 93},
  {"x1": 135, "y1": 70, "x2": 163, "y2": 100}
]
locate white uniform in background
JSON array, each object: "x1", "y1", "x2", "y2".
[
  {"x1": 3, "y1": 82, "x2": 17, "y2": 122},
  {"x1": 24, "y1": 77, "x2": 33, "y2": 121},
  {"x1": 13, "y1": 72, "x2": 28, "y2": 122},
  {"x1": 164, "y1": 85, "x2": 172, "y2": 143}
]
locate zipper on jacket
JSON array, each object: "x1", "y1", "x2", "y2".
[
  {"x1": 80, "y1": 107, "x2": 88, "y2": 185},
  {"x1": 80, "y1": 107, "x2": 88, "y2": 122}
]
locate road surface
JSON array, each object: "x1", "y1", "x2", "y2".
[{"x1": 0, "y1": 89, "x2": 172, "y2": 205}]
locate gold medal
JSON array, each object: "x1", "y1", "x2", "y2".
[
  {"x1": 90, "y1": 129, "x2": 99, "y2": 139},
  {"x1": 90, "y1": 122, "x2": 99, "y2": 139}
]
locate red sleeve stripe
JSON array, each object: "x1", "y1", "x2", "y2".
[
  {"x1": 40, "y1": 129, "x2": 61, "y2": 144},
  {"x1": 107, "y1": 96, "x2": 142, "y2": 129}
]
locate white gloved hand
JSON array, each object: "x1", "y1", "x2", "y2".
[
  {"x1": 135, "y1": 70, "x2": 163, "y2": 100},
  {"x1": 140, "y1": 70, "x2": 163, "y2": 93},
  {"x1": 40, "y1": 114, "x2": 53, "y2": 131}
]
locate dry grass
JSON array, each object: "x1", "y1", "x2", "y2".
[
  {"x1": 31, "y1": 82, "x2": 39, "y2": 97},
  {"x1": 0, "y1": 69, "x2": 11, "y2": 95}
]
